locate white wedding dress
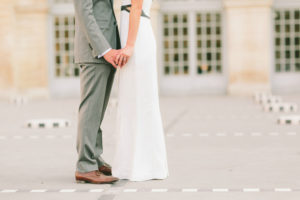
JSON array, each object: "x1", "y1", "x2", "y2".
[{"x1": 112, "y1": 0, "x2": 169, "y2": 181}]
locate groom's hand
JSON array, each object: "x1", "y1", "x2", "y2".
[
  {"x1": 115, "y1": 45, "x2": 134, "y2": 67},
  {"x1": 103, "y1": 49, "x2": 120, "y2": 68}
]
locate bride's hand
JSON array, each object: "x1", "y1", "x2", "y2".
[{"x1": 115, "y1": 45, "x2": 134, "y2": 67}]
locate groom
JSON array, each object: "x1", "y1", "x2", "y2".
[{"x1": 73, "y1": 0, "x2": 125, "y2": 184}]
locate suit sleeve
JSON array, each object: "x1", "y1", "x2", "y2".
[{"x1": 73, "y1": 0, "x2": 111, "y2": 58}]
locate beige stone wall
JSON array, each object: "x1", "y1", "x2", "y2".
[
  {"x1": 0, "y1": 0, "x2": 277, "y2": 98},
  {"x1": 0, "y1": 0, "x2": 161, "y2": 99},
  {"x1": 0, "y1": 0, "x2": 49, "y2": 99},
  {"x1": 224, "y1": 0, "x2": 273, "y2": 95},
  {"x1": 0, "y1": 0, "x2": 15, "y2": 91}
]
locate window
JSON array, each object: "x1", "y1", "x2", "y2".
[
  {"x1": 196, "y1": 12, "x2": 222, "y2": 74},
  {"x1": 163, "y1": 13, "x2": 189, "y2": 75},
  {"x1": 53, "y1": 15, "x2": 78, "y2": 77},
  {"x1": 274, "y1": 9, "x2": 300, "y2": 72},
  {"x1": 162, "y1": 11, "x2": 223, "y2": 76}
]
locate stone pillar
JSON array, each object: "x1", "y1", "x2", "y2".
[
  {"x1": 13, "y1": 0, "x2": 49, "y2": 98},
  {"x1": 224, "y1": 0, "x2": 273, "y2": 95},
  {"x1": 0, "y1": 0, "x2": 15, "y2": 97},
  {"x1": 150, "y1": 0, "x2": 160, "y2": 42},
  {"x1": 0, "y1": 0, "x2": 49, "y2": 99}
]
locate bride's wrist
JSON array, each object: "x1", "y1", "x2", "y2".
[{"x1": 125, "y1": 44, "x2": 134, "y2": 49}]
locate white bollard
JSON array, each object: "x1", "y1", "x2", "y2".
[
  {"x1": 259, "y1": 96, "x2": 282, "y2": 104},
  {"x1": 25, "y1": 119, "x2": 71, "y2": 128},
  {"x1": 278, "y1": 115, "x2": 300, "y2": 125},
  {"x1": 253, "y1": 92, "x2": 272, "y2": 103},
  {"x1": 10, "y1": 95, "x2": 29, "y2": 106},
  {"x1": 263, "y1": 103, "x2": 298, "y2": 112},
  {"x1": 253, "y1": 92, "x2": 282, "y2": 104}
]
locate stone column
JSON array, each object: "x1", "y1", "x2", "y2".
[
  {"x1": 0, "y1": 0, "x2": 15, "y2": 98},
  {"x1": 224, "y1": 0, "x2": 273, "y2": 95},
  {"x1": 13, "y1": 0, "x2": 49, "y2": 98},
  {"x1": 0, "y1": 0, "x2": 49, "y2": 99},
  {"x1": 150, "y1": 0, "x2": 160, "y2": 41}
]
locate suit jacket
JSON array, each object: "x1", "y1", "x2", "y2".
[{"x1": 73, "y1": 0, "x2": 121, "y2": 64}]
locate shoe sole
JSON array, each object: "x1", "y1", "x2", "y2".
[
  {"x1": 76, "y1": 179, "x2": 118, "y2": 184},
  {"x1": 102, "y1": 173, "x2": 112, "y2": 176}
]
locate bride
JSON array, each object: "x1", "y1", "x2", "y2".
[{"x1": 112, "y1": 0, "x2": 169, "y2": 181}]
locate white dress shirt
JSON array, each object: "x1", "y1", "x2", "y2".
[{"x1": 98, "y1": 48, "x2": 111, "y2": 59}]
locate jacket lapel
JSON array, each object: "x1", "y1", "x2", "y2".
[
  {"x1": 108, "y1": 0, "x2": 113, "y2": 9},
  {"x1": 108, "y1": 0, "x2": 117, "y2": 21}
]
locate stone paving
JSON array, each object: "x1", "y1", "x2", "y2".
[{"x1": 0, "y1": 95, "x2": 300, "y2": 200}]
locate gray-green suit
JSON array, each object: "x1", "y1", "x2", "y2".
[{"x1": 73, "y1": 0, "x2": 121, "y2": 173}]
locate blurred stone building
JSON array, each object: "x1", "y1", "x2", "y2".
[{"x1": 0, "y1": 0, "x2": 299, "y2": 99}]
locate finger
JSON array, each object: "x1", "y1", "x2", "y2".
[
  {"x1": 110, "y1": 60, "x2": 118, "y2": 69},
  {"x1": 120, "y1": 57, "x2": 126, "y2": 67},
  {"x1": 115, "y1": 58, "x2": 121, "y2": 68},
  {"x1": 121, "y1": 56, "x2": 127, "y2": 67},
  {"x1": 115, "y1": 54, "x2": 121, "y2": 65},
  {"x1": 116, "y1": 53, "x2": 122, "y2": 66},
  {"x1": 118, "y1": 54, "x2": 125, "y2": 66},
  {"x1": 123, "y1": 56, "x2": 130, "y2": 66}
]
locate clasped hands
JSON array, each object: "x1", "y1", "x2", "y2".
[{"x1": 103, "y1": 45, "x2": 134, "y2": 68}]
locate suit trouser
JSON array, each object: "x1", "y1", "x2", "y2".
[{"x1": 76, "y1": 62, "x2": 116, "y2": 173}]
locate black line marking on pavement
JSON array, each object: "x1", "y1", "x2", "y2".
[
  {"x1": 98, "y1": 194, "x2": 115, "y2": 200},
  {"x1": 98, "y1": 180, "x2": 127, "y2": 200},
  {"x1": 15, "y1": 189, "x2": 31, "y2": 193},
  {"x1": 165, "y1": 109, "x2": 188, "y2": 132},
  {"x1": 99, "y1": 180, "x2": 128, "y2": 200},
  {"x1": 167, "y1": 188, "x2": 181, "y2": 192},
  {"x1": 111, "y1": 180, "x2": 128, "y2": 187},
  {"x1": 74, "y1": 189, "x2": 90, "y2": 192}
]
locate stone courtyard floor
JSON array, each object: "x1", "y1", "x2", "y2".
[{"x1": 0, "y1": 95, "x2": 300, "y2": 200}]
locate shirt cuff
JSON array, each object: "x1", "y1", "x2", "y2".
[{"x1": 97, "y1": 48, "x2": 112, "y2": 59}]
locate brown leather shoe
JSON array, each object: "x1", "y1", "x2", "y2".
[
  {"x1": 75, "y1": 170, "x2": 118, "y2": 184},
  {"x1": 99, "y1": 165, "x2": 112, "y2": 176}
]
